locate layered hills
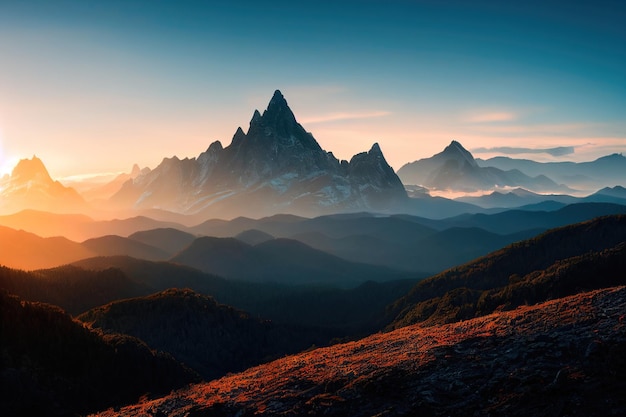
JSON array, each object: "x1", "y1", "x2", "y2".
[
  {"x1": 477, "y1": 153, "x2": 626, "y2": 191},
  {"x1": 3, "y1": 201, "x2": 625, "y2": 276},
  {"x1": 111, "y1": 90, "x2": 407, "y2": 218},
  {"x1": 2, "y1": 201, "x2": 626, "y2": 416},
  {"x1": 170, "y1": 236, "x2": 407, "y2": 287},
  {"x1": 387, "y1": 214, "x2": 626, "y2": 328}
]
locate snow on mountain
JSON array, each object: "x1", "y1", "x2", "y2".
[{"x1": 111, "y1": 90, "x2": 407, "y2": 217}]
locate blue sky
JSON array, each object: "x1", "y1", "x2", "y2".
[{"x1": 0, "y1": 0, "x2": 624, "y2": 177}]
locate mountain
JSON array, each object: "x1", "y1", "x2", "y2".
[
  {"x1": 432, "y1": 202, "x2": 626, "y2": 234},
  {"x1": 477, "y1": 153, "x2": 626, "y2": 192},
  {"x1": 0, "y1": 225, "x2": 95, "y2": 270},
  {"x1": 0, "y1": 156, "x2": 88, "y2": 214},
  {"x1": 0, "y1": 264, "x2": 148, "y2": 315},
  {"x1": 81, "y1": 235, "x2": 170, "y2": 260},
  {"x1": 93, "y1": 286, "x2": 626, "y2": 417},
  {"x1": 235, "y1": 229, "x2": 275, "y2": 245},
  {"x1": 69, "y1": 256, "x2": 418, "y2": 331},
  {"x1": 455, "y1": 187, "x2": 579, "y2": 209},
  {"x1": 128, "y1": 227, "x2": 197, "y2": 256},
  {"x1": 111, "y1": 90, "x2": 408, "y2": 218},
  {"x1": 387, "y1": 214, "x2": 626, "y2": 329},
  {"x1": 397, "y1": 141, "x2": 568, "y2": 193},
  {"x1": 0, "y1": 224, "x2": 179, "y2": 270},
  {"x1": 591, "y1": 185, "x2": 626, "y2": 203},
  {"x1": 78, "y1": 288, "x2": 331, "y2": 380},
  {"x1": 455, "y1": 185, "x2": 626, "y2": 210},
  {"x1": 0, "y1": 290, "x2": 198, "y2": 417},
  {"x1": 0, "y1": 209, "x2": 189, "y2": 241},
  {"x1": 77, "y1": 164, "x2": 146, "y2": 201},
  {"x1": 170, "y1": 236, "x2": 407, "y2": 287}
]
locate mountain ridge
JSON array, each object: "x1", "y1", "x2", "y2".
[
  {"x1": 110, "y1": 90, "x2": 408, "y2": 218},
  {"x1": 398, "y1": 140, "x2": 570, "y2": 193}
]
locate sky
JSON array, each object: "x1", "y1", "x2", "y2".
[{"x1": 0, "y1": 0, "x2": 625, "y2": 178}]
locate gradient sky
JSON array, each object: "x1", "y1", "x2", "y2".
[{"x1": 0, "y1": 0, "x2": 624, "y2": 178}]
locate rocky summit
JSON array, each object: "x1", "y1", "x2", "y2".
[{"x1": 111, "y1": 90, "x2": 407, "y2": 218}]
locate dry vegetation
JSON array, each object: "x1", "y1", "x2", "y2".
[{"x1": 94, "y1": 286, "x2": 626, "y2": 417}]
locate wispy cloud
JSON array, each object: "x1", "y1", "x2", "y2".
[
  {"x1": 461, "y1": 122, "x2": 601, "y2": 137},
  {"x1": 472, "y1": 146, "x2": 576, "y2": 157},
  {"x1": 301, "y1": 111, "x2": 391, "y2": 124},
  {"x1": 464, "y1": 111, "x2": 517, "y2": 123}
]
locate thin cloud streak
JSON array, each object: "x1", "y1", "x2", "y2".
[
  {"x1": 472, "y1": 146, "x2": 576, "y2": 157},
  {"x1": 464, "y1": 112, "x2": 517, "y2": 123},
  {"x1": 301, "y1": 111, "x2": 391, "y2": 124},
  {"x1": 461, "y1": 122, "x2": 604, "y2": 137}
]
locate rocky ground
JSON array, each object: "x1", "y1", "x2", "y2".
[{"x1": 93, "y1": 286, "x2": 626, "y2": 417}]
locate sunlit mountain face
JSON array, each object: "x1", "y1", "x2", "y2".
[
  {"x1": 1, "y1": 1, "x2": 625, "y2": 415},
  {"x1": 0, "y1": 155, "x2": 87, "y2": 215}
]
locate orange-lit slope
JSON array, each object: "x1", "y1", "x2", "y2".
[
  {"x1": 94, "y1": 286, "x2": 626, "y2": 417},
  {"x1": 0, "y1": 225, "x2": 95, "y2": 270}
]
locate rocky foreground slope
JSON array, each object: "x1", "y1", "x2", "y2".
[{"x1": 94, "y1": 286, "x2": 626, "y2": 417}]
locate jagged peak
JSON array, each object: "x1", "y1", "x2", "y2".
[
  {"x1": 441, "y1": 140, "x2": 477, "y2": 167},
  {"x1": 445, "y1": 140, "x2": 468, "y2": 152},
  {"x1": 369, "y1": 142, "x2": 382, "y2": 155},
  {"x1": 208, "y1": 140, "x2": 224, "y2": 152},
  {"x1": 230, "y1": 127, "x2": 247, "y2": 147},
  {"x1": 130, "y1": 164, "x2": 141, "y2": 176},
  {"x1": 11, "y1": 155, "x2": 54, "y2": 183},
  {"x1": 251, "y1": 110, "x2": 262, "y2": 124},
  {"x1": 260, "y1": 89, "x2": 296, "y2": 125},
  {"x1": 268, "y1": 89, "x2": 287, "y2": 108}
]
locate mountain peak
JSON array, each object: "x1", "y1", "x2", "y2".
[
  {"x1": 11, "y1": 155, "x2": 54, "y2": 184},
  {"x1": 444, "y1": 140, "x2": 467, "y2": 152},
  {"x1": 441, "y1": 140, "x2": 477, "y2": 167},
  {"x1": 241, "y1": 90, "x2": 321, "y2": 156},
  {"x1": 268, "y1": 89, "x2": 287, "y2": 108},
  {"x1": 260, "y1": 89, "x2": 297, "y2": 129}
]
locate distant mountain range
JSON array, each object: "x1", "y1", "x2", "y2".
[
  {"x1": 477, "y1": 153, "x2": 626, "y2": 191},
  {"x1": 110, "y1": 90, "x2": 407, "y2": 218},
  {"x1": 455, "y1": 185, "x2": 626, "y2": 209},
  {"x1": 3, "y1": 202, "x2": 625, "y2": 275},
  {"x1": 397, "y1": 140, "x2": 572, "y2": 193},
  {"x1": 1, "y1": 134, "x2": 623, "y2": 221},
  {"x1": 387, "y1": 214, "x2": 626, "y2": 329}
]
